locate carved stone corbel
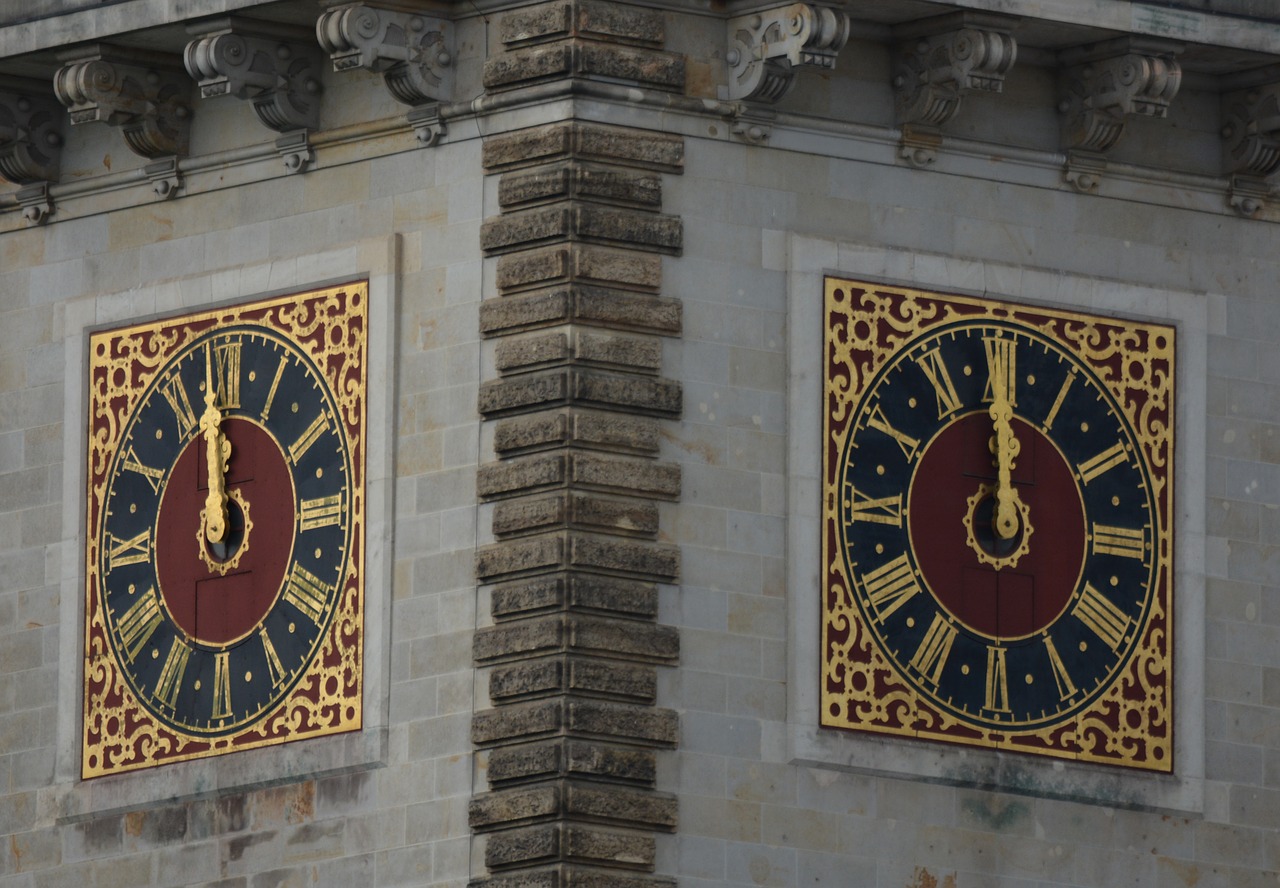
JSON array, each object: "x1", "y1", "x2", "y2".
[
  {"x1": 317, "y1": 3, "x2": 454, "y2": 106},
  {"x1": 1058, "y1": 38, "x2": 1182, "y2": 161},
  {"x1": 892, "y1": 12, "x2": 1018, "y2": 130},
  {"x1": 1220, "y1": 71, "x2": 1280, "y2": 215},
  {"x1": 0, "y1": 79, "x2": 63, "y2": 184},
  {"x1": 407, "y1": 105, "x2": 446, "y2": 146},
  {"x1": 730, "y1": 105, "x2": 776, "y2": 144},
  {"x1": 17, "y1": 181, "x2": 53, "y2": 224},
  {"x1": 726, "y1": 3, "x2": 850, "y2": 103},
  {"x1": 145, "y1": 157, "x2": 183, "y2": 198},
  {"x1": 184, "y1": 20, "x2": 323, "y2": 133},
  {"x1": 275, "y1": 131, "x2": 314, "y2": 174},
  {"x1": 53, "y1": 47, "x2": 192, "y2": 159}
]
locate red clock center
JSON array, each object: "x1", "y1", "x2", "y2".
[
  {"x1": 908, "y1": 412, "x2": 1086, "y2": 639},
  {"x1": 156, "y1": 419, "x2": 295, "y2": 645}
]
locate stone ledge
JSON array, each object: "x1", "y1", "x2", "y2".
[
  {"x1": 472, "y1": 698, "x2": 679, "y2": 748},
  {"x1": 490, "y1": 574, "x2": 659, "y2": 622},
  {"x1": 483, "y1": 122, "x2": 684, "y2": 174},
  {"x1": 470, "y1": 781, "x2": 677, "y2": 832},
  {"x1": 474, "y1": 614, "x2": 679, "y2": 664},
  {"x1": 480, "y1": 286, "x2": 682, "y2": 337},
  {"x1": 493, "y1": 410, "x2": 661, "y2": 457},
  {"x1": 487, "y1": 738, "x2": 657, "y2": 786}
]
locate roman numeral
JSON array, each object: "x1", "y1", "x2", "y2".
[
  {"x1": 260, "y1": 356, "x2": 287, "y2": 422},
  {"x1": 160, "y1": 375, "x2": 197, "y2": 438},
  {"x1": 1043, "y1": 635, "x2": 1078, "y2": 700},
  {"x1": 844, "y1": 483, "x2": 903, "y2": 526},
  {"x1": 983, "y1": 336, "x2": 1017, "y2": 407},
  {"x1": 116, "y1": 586, "x2": 162, "y2": 663},
  {"x1": 156, "y1": 638, "x2": 190, "y2": 709},
  {"x1": 106, "y1": 529, "x2": 151, "y2": 571},
  {"x1": 299, "y1": 494, "x2": 343, "y2": 531},
  {"x1": 915, "y1": 348, "x2": 962, "y2": 419},
  {"x1": 1044, "y1": 371, "x2": 1076, "y2": 430},
  {"x1": 282, "y1": 563, "x2": 332, "y2": 624},
  {"x1": 288, "y1": 413, "x2": 329, "y2": 464},
  {"x1": 122, "y1": 446, "x2": 165, "y2": 495},
  {"x1": 1072, "y1": 582, "x2": 1131, "y2": 652},
  {"x1": 910, "y1": 614, "x2": 956, "y2": 685},
  {"x1": 213, "y1": 341, "x2": 242, "y2": 409},
  {"x1": 984, "y1": 645, "x2": 1010, "y2": 713},
  {"x1": 1092, "y1": 523, "x2": 1146, "y2": 559},
  {"x1": 860, "y1": 554, "x2": 922, "y2": 621},
  {"x1": 212, "y1": 651, "x2": 232, "y2": 720},
  {"x1": 1078, "y1": 442, "x2": 1128, "y2": 484},
  {"x1": 260, "y1": 628, "x2": 287, "y2": 688},
  {"x1": 865, "y1": 403, "x2": 920, "y2": 461}
]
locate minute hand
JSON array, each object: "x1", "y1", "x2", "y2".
[
  {"x1": 989, "y1": 379, "x2": 1021, "y2": 540},
  {"x1": 200, "y1": 348, "x2": 231, "y2": 544}
]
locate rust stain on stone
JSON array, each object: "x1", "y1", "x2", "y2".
[
  {"x1": 907, "y1": 868, "x2": 957, "y2": 888},
  {"x1": 124, "y1": 810, "x2": 145, "y2": 837}
]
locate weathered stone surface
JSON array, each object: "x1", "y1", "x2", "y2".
[
  {"x1": 492, "y1": 410, "x2": 661, "y2": 456},
  {"x1": 490, "y1": 575, "x2": 658, "y2": 621},
  {"x1": 477, "y1": 531, "x2": 678, "y2": 582},
  {"x1": 572, "y1": 453, "x2": 680, "y2": 498},
  {"x1": 472, "y1": 698, "x2": 678, "y2": 747},
  {"x1": 472, "y1": 781, "x2": 675, "y2": 832},
  {"x1": 500, "y1": 0, "x2": 665, "y2": 47},
  {"x1": 487, "y1": 739, "x2": 657, "y2": 786},
  {"x1": 488, "y1": 657, "x2": 657, "y2": 702},
  {"x1": 470, "y1": 865, "x2": 675, "y2": 888},
  {"x1": 482, "y1": 204, "x2": 682, "y2": 255},
  {"x1": 499, "y1": 165, "x2": 663, "y2": 210},
  {"x1": 482, "y1": 123, "x2": 683, "y2": 174},
  {"x1": 479, "y1": 369, "x2": 680, "y2": 418},
  {"x1": 476, "y1": 534, "x2": 566, "y2": 580},
  {"x1": 480, "y1": 287, "x2": 682, "y2": 337},
  {"x1": 496, "y1": 332, "x2": 572, "y2": 372},
  {"x1": 485, "y1": 823, "x2": 655, "y2": 870},
  {"x1": 478, "y1": 454, "x2": 568, "y2": 500},
  {"x1": 492, "y1": 493, "x2": 658, "y2": 537},
  {"x1": 496, "y1": 245, "x2": 662, "y2": 292},
  {"x1": 483, "y1": 43, "x2": 683, "y2": 93},
  {"x1": 475, "y1": 615, "x2": 677, "y2": 664},
  {"x1": 493, "y1": 330, "x2": 664, "y2": 375}
]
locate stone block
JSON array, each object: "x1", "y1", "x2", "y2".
[
  {"x1": 475, "y1": 615, "x2": 676, "y2": 665},
  {"x1": 478, "y1": 454, "x2": 568, "y2": 500},
  {"x1": 472, "y1": 782, "x2": 674, "y2": 833},
  {"x1": 480, "y1": 368, "x2": 680, "y2": 417},
  {"x1": 487, "y1": 739, "x2": 657, "y2": 786},
  {"x1": 470, "y1": 863, "x2": 675, "y2": 888},
  {"x1": 499, "y1": 165, "x2": 663, "y2": 210},
  {"x1": 490, "y1": 574, "x2": 658, "y2": 621},
  {"x1": 471, "y1": 784, "x2": 562, "y2": 830},
  {"x1": 483, "y1": 204, "x2": 681, "y2": 256},
  {"x1": 476, "y1": 534, "x2": 566, "y2": 580},
  {"x1": 484, "y1": 44, "x2": 575, "y2": 90},
  {"x1": 492, "y1": 493, "x2": 659, "y2": 537},
  {"x1": 471, "y1": 698, "x2": 678, "y2": 747},
  {"x1": 493, "y1": 410, "x2": 661, "y2": 456},
  {"x1": 497, "y1": 245, "x2": 662, "y2": 292},
  {"x1": 485, "y1": 823, "x2": 655, "y2": 870},
  {"x1": 500, "y1": 0, "x2": 666, "y2": 47},
  {"x1": 489, "y1": 657, "x2": 657, "y2": 702},
  {"x1": 482, "y1": 123, "x2": 683, "y2": 174},
  {"x1": 574, "y1": 331, "x2": 662, "y2": 373},
  {"x1": 496, "y1": 332, "x2": 572, "y2": 373},
  {"x1": 483, "y1": 43, "x2": 683, "y2": 93},
  {"x1": 480, "y1": 287, "x2": 681, "y2": 338},
  {"x1": 573, "y1": 454, "x2": 680, "y2": 498},
  {"x1": 570, "y1": 534, "x2": 679, "y2": 580}
]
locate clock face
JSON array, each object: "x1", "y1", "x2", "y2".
[
  {"x1": 83, "y1": 284, "x2": 367, "y2": 778},
  {"x1": 821, "y1": 280, "x2": 1173, "y2": 771}
]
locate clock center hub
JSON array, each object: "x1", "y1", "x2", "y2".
[
  {"x1": 908, "y1": 411, "x2": 1086, "y2": 640},
  {"x1": 155, "y1": 418, "x2": 296, "y2": 645}
]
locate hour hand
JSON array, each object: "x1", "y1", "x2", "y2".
[
  {"x1": 989, "y1": 380, "x2": 1021, "y2": 540},
  {"x1": 201, "y1": 349, "x2": 231, "y2": 544}
]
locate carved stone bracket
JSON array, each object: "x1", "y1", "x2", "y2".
[
  {"x1": 53, "y1": 47, "x2": 192, "y2": 158},
  {"x1": 892, "y1": 12, "x2": 1019, "y2": 129},
  {"x1": 184, "y1": 20, "x2": 323, "y2": 132},
  {"x1": 1228, "y1": 174, "x2": 1271, "y2": 218},
  {"x1": 899, "y1": 123, "x2": 942, "y2": 169},
  {"x1": 17, "y1": 181, "x2": 53, "y2": 224},
  {"x1": 1221, "y1": 77, "x2": 1280, "y2": 178},
  {"x1": 406, "y1": 105, "x2": 446, "y2": 146},
  {"x1": 0, "y1": 79, "x2": 63, "y2": 184},
  {"x1": 275, "y1": 130, "x2": 314, "y2": 174},
  {"x1": 317, "y1": 3, "x2": 454, "y2": 106},
  {"x1": 1058, "y1": 38, "x2": 1183, "y2": 155},
  {"x1": 726, "y1": 3, "x2": 850, "y2": 103},
  {"x1": 730, "y1": 105, "x2": 775, "y2": 144},
  {"x1": 145, "y1": 157, "x2": 182, "y2": 198},
  {"x1": 1063, "y1": 149, "x2": 1107, "y2": 193}
]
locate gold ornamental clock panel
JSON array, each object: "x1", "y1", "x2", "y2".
[
  {"x1": 821, "y1": 279, "x2": 1174, "y2": 771},
  {"x1": 83, "y1": 284, "x2": 368, "y2": 778}
]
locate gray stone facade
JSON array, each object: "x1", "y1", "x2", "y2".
[{"x1": 2, "y1": 1, "x2": 1279, "y2": 886}]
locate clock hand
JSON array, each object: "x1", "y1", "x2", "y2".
[
  {"x1": 989, "y1": 370, "x2": 1022, "y2": 541},
  {"x1": 200, "y1": 345, "x2": 232, "y2": 545}
]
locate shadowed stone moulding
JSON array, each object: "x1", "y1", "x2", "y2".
[
  {"x1": 184, "y1": 19, "x2": 323, "y2": 133},
  {"x1": 316, "y1": 3, "x2": 454, "y2": 106},
  {"x1": 53, "y1": 47, "x2": 192, "y2": 159},
  {"x1": 1221, "y1": 73, "x2": 1280, "y2": 215}
]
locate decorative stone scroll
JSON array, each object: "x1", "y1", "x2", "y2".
[
  {"x1": 892, "y1": 12, "x2": 1019, "y2": 129},
  {"x1": 1221, "y1": 75, "x2": 1280, "y2": 215},
  {"x1": 52, "y1": 47, "x2": 192, "y2": 159},
  {"x1": 726, "y1": 3, "x2": 850, "y2": 103},
  {"x1": 0, "y1": 78, "x2": 63, "y2": 185},
  {"x1": 316, "y1": 3, "x2": 454, "y2": 106},
  {"x1": 1059, "y1": 38, "x2": 1182, "y2": 189},
  {"x1": 184, "y1": 20, "x2": 323, "y2": 133}
]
